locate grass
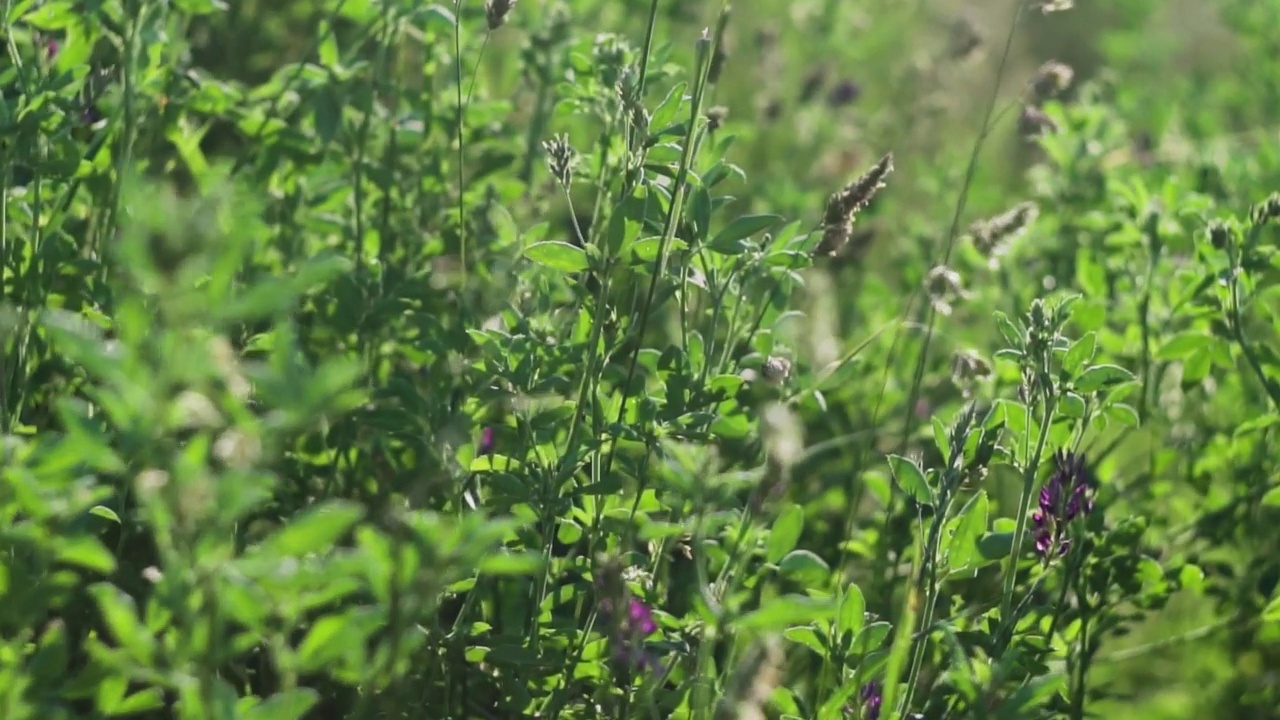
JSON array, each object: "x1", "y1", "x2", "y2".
[{"x1": 3, "y1": 0, "x2": 1280, "y2": 719}]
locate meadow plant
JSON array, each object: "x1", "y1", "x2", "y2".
[{"x1": 2, "y1": 1, "x2": 1279, "y2": 719}]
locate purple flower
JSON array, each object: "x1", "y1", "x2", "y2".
[
  {"x1": 627, "y1": 597, "x2": 656, "y2": 636},
  {"x1": 610, "y1": 596, "x2": 659, "y2": 672},
  {"x1": 477, "y1": 426, "x2": 495, "y2": 456},
  {"x1": 1032, "y1": 450, "x2": 1094, "y2": 558},
  {"x1": 828, "y1": 79, "x2": 863, "y2": 107},
  {"x1": 856, "y1": 681, "x2": 882, "y2": 720}
]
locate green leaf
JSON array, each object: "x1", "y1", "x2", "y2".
[
  {"x1": 89, "y1": 505, "x2": 121, "y2": 523},
  {"x1": 258, "y1": 500, "x2": 365, "y2": 557},
  {"x1": 524, "y1": 241, "x2": 589, "y2": 272},
  {"x1": 478, "y1": 551, "x2": 544, "y2": 576},
  {"x1": 90, "y1": 583, "x2": 155, "y2": 664},
  {"x1": 1156, "y1": 330, "x2": 1211, "y2": 361},
  {"x1": 836, "y1": 584, "x2": 865, "y2": 638},
  {"x1": 767, "y1": 504, "x2": 805, "y2": 563},
  {"x1": 1264, "y1": 593, "x2": 1280, "y2": 623},
  {"x1": 1057, "y1": 392, "x2": 1086, "y2": 419},
  {"x1": 708, "y1": 214, "x2": 782, "y2": 252},
  {"x1": 783, "y1": 625, "x2": 828, "y2": 656},
  {"x1": 109, "y1": 688, "x2": 166, "y2": 716},
  {"x1": 57, "y1": 536, "x2": 117, "y2": 575},
  {"x1": 977, "y1": 531, "x2": 1015, "y2": 561},
  {"x1": 993, "y1": 311, "x2": 1023, "y2": 350},
  {"x1": 931, "y1": 416, "x2": 950, "y2": 465},
  {"x1": 887, "y1": 454, "x2": 931, "y2": 505},
  {"x1": 852, "y1": 621, "x2": 893, "y2": 653},
  {"x1": 778, "y1": 550, "x2": 830, "y2": 586},
  {"x1": 297, "y1": 611, "x2": 378, "y2": 672},
  {"x1": 488, "y1": 204, "x2": 520, "y2": 249},
  {"x1": 243, "y1": 689, "x2": 320, "y2": 720},
  {"x1": 947, "y1": 491, "x2": 989, "y2": 572},
  {"x1": 1262, "y1": 485, "x2": 1280, "y2": 507},
  {"x1": 735, "y1": 595, "x2": 836, "y2": 632},
  {"x1": 1074, "y1": 364, "x2": 1134, "y2": 393},
  {"x1": 1062, "y1": 332, "x2": 1096, "y2": 375}
]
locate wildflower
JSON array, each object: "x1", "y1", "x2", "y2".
[
  {"x1": 845, "y1": 681, "x2": 882, "y2": 720},
  {"x1": 613, "y1": 596, "x2": 660, "y2": 671},
  {"x1": 947, "y1": 17, "x2": 983, "y2": 60},
  {"x1": 799, "y1": 67, "x2": 827, "y2": 103},
  {"x1": 706, "y1": 105, "x2": 729, "y2": 132},
  {"x1": 1249, "y1": 192, "x2": 1280, "y2": 226},
  {"x1": 1018, "y1": 105, "x2": 1059, "y2": 139},
  {"x1": 1031, "y1": 60, "x2": 1074, "y2": 101},
  {"x1": 484, "y1": 0, "x2": 516, "y2": 30},
  {"x1": 761, "y1": 355, "x2": 792, "y2": 385},
  {"x1": 924, "y1": 265, "x2": 969, "y2": 316},
  {"x1": 478, "y1": 426, "x2": 495, "y2": 456},
  {"x1": 816, "y1": 153, "x2": 894, "y2": 257},
  {"x1": 542, "y1": 133, "x2": 577, "y2": 187},
  {"x1": 1031, "y1": 450, "x2": 1095, "y2": 558},
  {"x1": 950, "y1": 349, "x2": 992, "y2": 387},
  {"x1": 968, "y1": 201, "x2": 1039, "y2": 264},
  {"x1": 626, "y1": 597, "x2": 656, "y2": 636},
  {"x1": 827, "y1": 79, "x2": 862, "y2": 108}
]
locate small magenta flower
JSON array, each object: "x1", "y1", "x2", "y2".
[
  {"x1": 478, "y1": 426, "x2": 495, "y2": 456},
  {"x1": 627, "y1": 598, "x2": 656, "y2": 636},
  {"x1": 1031, "y1": 450, "x2": 1094, "y2": 558},
  {"x1": 611, "y1": 596, "x2": 659, "y2": 671}
]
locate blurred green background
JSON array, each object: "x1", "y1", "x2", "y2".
[
  {"x1": 171, "y1": 2, "x2": 1279, "y2": 717},
  {"x1": 11, "y1": 0, "x2": 1279, "y2": 717}
]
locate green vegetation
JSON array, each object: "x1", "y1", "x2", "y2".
[{"x1": 3, "y1": 0, "x2": 1280, "y2": 718}]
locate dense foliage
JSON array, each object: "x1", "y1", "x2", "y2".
[{"x1": 3, "y1": 1, "x2": 1280, "y2": 719}]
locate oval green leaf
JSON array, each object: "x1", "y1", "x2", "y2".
[{"x1": 524, "y1": 241, "x2": 589, "y2": 272}]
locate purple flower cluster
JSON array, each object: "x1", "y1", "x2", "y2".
[
  {"x1": 1031, "y1": 450, "x2": 1094, "y2": 558},
  {"x1": 613, "y1": 597, "x2": 659, "y2": 671},
  {"x1": 844, "y1": 681, "x2": 882, "y2": 720},
  {"x1": 859, "y1": 681, "x2": 882, "y2": 720}
]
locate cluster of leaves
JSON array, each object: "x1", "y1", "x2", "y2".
[{"x1": 3, "y1": 1, "x2": 1280, "y2": 720}]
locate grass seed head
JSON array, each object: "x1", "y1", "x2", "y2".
[
  {"x1": 1019, "y1": 105, "x2": 1059, "y2": 139},
  {"x1": 815, "y1": 152, "x2": 894, "y2": 257},
  {"x1": 969, "y1": 201, "x2": 1039, "y2": 261},
  {"x1": 1032, "y1": 60, "x2": 1074, "y2": 101},
  {"x1": 485, "y1": 0, "x2": 516, "y2": 30}
]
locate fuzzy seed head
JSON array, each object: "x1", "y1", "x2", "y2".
[
  {"x1": 706, "y1": 105, "x2": 729, "y2": 132},
  {"x1": 542, "y1": 133, "x2": 577, "y2": 187},
  {"x1": 969, "y1": 201, "x2": 1039, "y2": 263},
  {"x1": 924, "y1": 265, "x2": 968, "y2": 316},
  {"x1": 950, "y1": 349, "x2": 993, "y2": 390},
  {"x1": 815, "y1": 152, "x2": 894, "y2": 257},
  {"x1": 1019, "y1": 105, "x2": 1059, "y2": 139},
  {"x1": 1032, "y1": 60, "x2": 1074, "y2": 101},
  {"x1": 485, "y1": 0, "x2": 517, "y2": 30}
]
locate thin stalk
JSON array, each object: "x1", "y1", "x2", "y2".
[{"x1": 999, "y1": 388, "x2": 1055, "y2": 621}]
